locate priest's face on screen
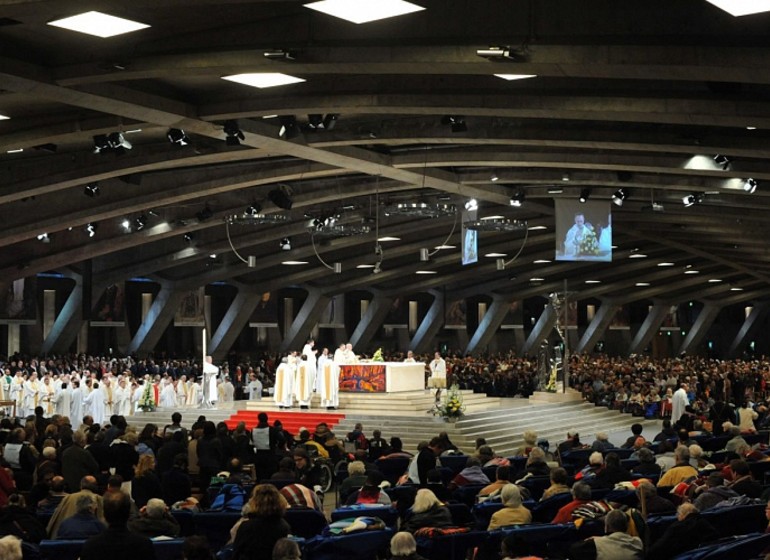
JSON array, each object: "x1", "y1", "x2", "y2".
[{"x1": 574, "y1": 213, "x2": 585, "y2": 229}]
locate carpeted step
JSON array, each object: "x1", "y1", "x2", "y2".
[{"x1": 224, "y1": 410, "x2": 346, "y2": 432}]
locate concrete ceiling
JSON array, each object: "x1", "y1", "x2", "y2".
[{"x1": 1, "y1": 0, "x2": 770, "y2": 306}]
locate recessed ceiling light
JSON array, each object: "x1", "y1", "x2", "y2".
[
  {"x1": 585, "y1": 280, "x2": 601, "y2": 284},
  {"x1": 704, "y1": 0, "x2": 770, "y2": 17},
  {"x1": 494, "y1": 74, "x2": 537, "y2": 81},
  {"x1": 0, "y1": 114, "x2": 10, "y2": 120},
  {"x1": 731, "y1": 287, "x2": 744, "y2": 291},
  {"x1": 530, "y1": 277, "x2": 544, "y2": 282},
  {"x1": 434, "y1": 245, "x2": 455, "y2": 250},
  {"x1": 304, "y1": 0, "x2": 425, "y2": 24},
  {"x1": 481, "y1": 215, "x2": 504, "y2": 220},
  {"x1": 6, "y1": 148, "x2": 23, "y2": 154},
  {"x1": 282, "y1": 261, "x2": 309, "y2": 265},
  {"x1": 636, "y1": 282, "x2": 651, "y2": 287},
  {"x1": 47, "y1": 11, "x2": 149, "y2": 38},
  {"x1": 356, "y1": 264, "x2": 375, "y2": 269},
  {"x1": 377, "y1": 236, "x2": 400, "y2": 242},
  {"x1": 533, "y1": 259, "x2": 551, "y2": 264},
  {"x1": 485, "y1": 253, "x2": 507, "y2": 258},
  {"x1": 611, "y1": 245, "x2": 618, "y2": 249},
  {"x1": 629, "y1": 253, "x2": 647, "y2": 259},
  {"x1": 209, "y1": 254, "x2": 217, "y2": 259},
  {"x1": 747, "y1": 126, "x2": 757, "y2": 130},
  {"x1": 684, "y1": 269, "x2": 700, "y2": 275},
  {"x1": 708, "y1": 278, "x2": 723, "y2": 283},
  {"x1": 528, "y1": 225, "x2": 547, "y2": 231},
  {"x1": 416, "y1": 270, "x2": 437, "y2": 274},
  {"x1": 657, "y1": 262, "x2": 675, "y2": 267},
  {"x1": 222, "y1": 73, "x2": 306, "y2": 89}
]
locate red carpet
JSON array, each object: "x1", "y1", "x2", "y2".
[{"x1": 225, "y1": 410, "x2": 346, "y2": 433}]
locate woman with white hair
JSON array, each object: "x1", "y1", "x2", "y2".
[
  {"x1": 515, "y1": 430, "x2": 538, "y2": 457},
  {"x1": 574, "y1": 451, "x2": 604, "y2": 481},
  {"x1": 0, "y1": 535, "x2": 22, "y2": 560},
  {"x1": 487, "y1": 484, "x2": 532, "y2": 530},
  {"x1": 402, "y1": 489, "x2": 454, "y2": 534},
  {"x1": 590, "y1": 432, "x2": 613, "y2": 452},
  {"x1": 388, "y1": 531, "x2": 427, "y2": 560}
]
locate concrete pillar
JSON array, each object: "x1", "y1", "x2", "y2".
[
  {"x1": 7, "y1": 324, "x2": 20, "y2": 355},
  {"x1": 576, "y1": 301, "x2": 619, "y2": 354},
  {"x1": 280, "y1": 288, "x2": 330, "y2": 352},
  {"x1": 678, "y1": 303, "x2": 723, "y2": 355},
  {"x1": 522, "y1": 304, "x2": 556, "y2": 355},
  {"x1": 127, "y1": 282, "x2": 185, "y2": 357},
  {"x1": 350, "y1": 293, "x2": 394, "y2": 350},
  {"x1": 410, "y1": 291, "x2": 444, "y2": 354},
  {"x1": 466, "y1": 295, "x2": 510, "y2": 354},
  {"x1": 41, "y1": 274, "x2": 86, "y2": 355},
  {"x1": 628, "y1": 303, "x2": 670, "y2": 355},
  {"x1": 727, "y1": 302, "x2": 770, "y2": 358},
  {"x1": 209, "y1": 289, "x2": 263, "y2": 360}
]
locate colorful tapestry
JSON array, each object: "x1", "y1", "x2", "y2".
[{"x1": 339, "y1": 364, "x2": 386, "y2": 392}]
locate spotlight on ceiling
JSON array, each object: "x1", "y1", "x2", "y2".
[
  {"x1": 107, "y1": 132, "x2": 131, "y2": 154},
  {"x1": 268, "y1": 187, "x2": 293, "y2": 210},
  {"x1": 579, "y1": 188, "x2": 591, "y2": 203},
  {"x1": 464, "y1": 198, "x2": 478, "y2": 212},
  {"x1": 223, "y1": 120, "x2": 245, "y2": 146},
  {"x1": 441, "y1": 115, "x2": 467, "y2": 133},
  {"x1": 183, "y1": 233, "x2": 193, "y2": 242},
  {"x1": 278, "y1": 116, "x2": 300, "y2": 139},
  {"x1": 612, "y1": 188, "x2": 628, "y2": 207},
  {"x1": 263, "y1": 49, "x2": 296, "y2": 60},
  {"x1": 245, "y1": 203, "x2": 263, "y2": 217},
  {"x1": 37, "y1": 233, "x2": 50, "y2": 243},
  {"x1": 306, "y1": 113, "x2": 339, "y2": 131},
  {"x1": 682, "y1": 193, "x2": 705, "y2": 207},
  {"x1": 713, "y1": 154, "x2": 731, "y2": 170},
  {"x1": 196, "y1": 205, "x2": 214, "y2": 222},
  {"x1": 83, "y1": 184, "x2": 100, "y2": 197},
  {"x1": 133, "y1": 214, "x2": 147, "y2": 231},
  {"x1": 86, "y1": 223, "x2": 97, "y2": 237},
  {"x1": 475, "y1": 46, "x2": 527, "y2": 61},
  {"x1": 121, "y1": 219, "x2": 131, "y2": 231},
  {"x1": 420, "y1": 248, "x2": 430, "y2": 262},
  {"x1": 743, "y1": 178, "x2": 758, "y2": 193},
  {"x1": 167, "y1": 128, "x2": 189, "y2": 146},
  {"x1": 280, "y1": 237, "x2": 292, "y2": 251},
  {"x1": 510, "y1": 191, "x2": 525, "y2": 207}
]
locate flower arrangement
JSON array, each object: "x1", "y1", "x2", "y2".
[
  {"x1": 545, "y1": 365, "x2": 558, "y2": 393},
  {"x1": 138, "y1": 382, "x2": 156, "y2": 412},
  {"x1": 577, "y1": 226, "x2": 600, "y2": 256},
  {"x1": 372, "y1": 348, "x2": 384, "y2": 362},
  {"x1": 432, "y1": 384, "x2": 465, "y2": 420}
]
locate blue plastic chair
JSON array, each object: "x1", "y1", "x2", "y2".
[
  {"x1": 701, "y1": 503, "x2": 766, "y2": 538},
  {"x1": 415, "y1": 529, "x2": 489, "y2": 560},
  {"x1": 331, "y1": 505, "x2": 399, "y2": 528},
  {"x1": 192, "y1": 511, "x2": 242, "y2": 552},
  {"x1": 39, "y1": 539, "x2": 85, "y2": 560},
  {"x1": 285, "y1": 507, "x2": 328, "y2": 538},
  {"x1": 303, "y1": 528, "x2": 394, "y2": 560},
  {"x1": 530, "y1": 492, "x2": 573, "y2": 523}
]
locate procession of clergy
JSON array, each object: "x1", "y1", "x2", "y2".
[
  {"x1": 273, "y1": 340, "x2": 358, "y2": 410},
  {"x1": 0, "y1": 363, "x2": 260, "y2": 425}
]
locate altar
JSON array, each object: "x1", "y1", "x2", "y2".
[{"x1": 339, "y1": 362, "x2": 425, "y2": 393}]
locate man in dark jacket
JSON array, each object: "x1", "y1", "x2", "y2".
[
  {"x1": 61, "y1": 431, "x2": 99, "y2": 493},
  {"x1": 646, "y1": 503, "x2": 718, "y2": 559},
  {"x1": 127, "y1": 498, "x2": 180, "y2": 538},
  {"x1": 80, "y1": 490, "x2": 155, "y2": 560},
  {"x1": 692, "y1": 473, "x2": 739, "y2": 511}
]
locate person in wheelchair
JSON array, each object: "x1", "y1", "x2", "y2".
[
  {"x1": 312, "y1": 422, "x2": 345, "y2": 464},
  {"x1": 291, "y1": 447, "x2": 332, "y2": 495}
]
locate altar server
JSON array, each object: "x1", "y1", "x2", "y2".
[
  {"x1": 294, "y1": 354, "x2": 313, "y2": 409},
  {"x1": 274, "y1": 358, "x2": 294, "y2": 409}
]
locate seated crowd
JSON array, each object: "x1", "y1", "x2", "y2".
[{"x1": 0, "y1": 351, "x2": 769, "y2": 560}]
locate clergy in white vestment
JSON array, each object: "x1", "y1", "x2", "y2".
[
  {"x1": 102, "y1": 378, "x2": 115, "y2": 418},
  {"x1": 343, "y1": 343, "x2": 357, "y2": 364},
  {"x1": 294, "y1": 355, "x2": 313, "y2": 409},
  {"x1": 332, "y1": 344, "x2": 345, "y2": 364},
  {"x1": 84, "y1": 382, "x2": 106, "y2": 425},
  {"x1": 22, "y1": 373, "x2": 40, "y2": 417},
  {"x1": 201, "y1": 356, "x2": 219, "y2": 408},
  {"x1": 319, "y1": 351, "x2": 340, "y2": 410},
  {"x1": 404, "y1": 350, "x2": 416, "y2": 363},
  {"x1": 247, "y1": 374, "x2": 262, "y2": 400},
  {"x1": 10, "y1": 372, "x2": 24, "y2": 416},
  {"x1": 187, "y1": 378, "x2": 202, "y2": 406},
  {"x1": 221, "y1": 377, "x2": 235, "y2": 402},
  {"x1": 428, "y1": 352, "x2": 447, "y2": 389},
  {"x1": 114, "y1": 379, "x2": 128, "y2": 417},
  {"x1": 69, "y1": 380, "x2": 84, "y2": 426},
  {"x1": 176, "y1": 375, "x2": 189, "y2": 407},
  {"x1": 159, "y1": 379, "x2": 177, "y2": 408},
  {"x1": 53, "y1": 380, "x2": 72, "y2": 418},
  {"x1": 671, "y1": 383, "x2": 689, "y2": 425},
  {"x1": 301, "y1": 338, "x2": 317, "y2": 391},
  {"x1": 315, "y1": 348, "x2": 330, "y2": 392},
  {"x1": 40, "y1": 376, "x2": 56, "y2": 417},
  {"x1": 131, "y1": 382, "x2": 145, "y2": 414},
  {"x1": 274, "y1": 359, "x2": 294, "y2": 409}
]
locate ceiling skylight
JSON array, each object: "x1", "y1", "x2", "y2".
[
  {"x1": 48, "y1": 11, "x2": 149, "y2": 38},
  {"x1": 704, "y1": 1, "x2": 770, "y2": 17},
  {"x1": 222, "y1": 73, "x2": 306, "y2": 89},
  {"x1": 304, "y1": 0, "x2": 425, "y2": 24}
]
